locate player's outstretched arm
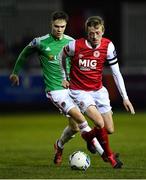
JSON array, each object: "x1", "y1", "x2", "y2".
[
  {"x1": 110, "y1": 64, "x2": 135, "y2": 115},
  {"x1": 123, "y1": 99, "x2": 135, "y2": 115},
  {"x1": 9, "y1": 74, "x2": 19, "y2": 86}
]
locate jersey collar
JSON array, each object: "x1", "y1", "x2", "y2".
[{"x1": 85, "y1": 39, "x2": 101, "y2": 49}]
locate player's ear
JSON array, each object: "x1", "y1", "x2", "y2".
[
  {"x1": 102, "y1": 25, "x2": 105, "y2": 35},
  {"x1": 83, "y1": 30, "x2": 88, "y2": 38}
]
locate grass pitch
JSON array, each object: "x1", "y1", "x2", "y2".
[{"x1": 0, "y1": 111, "x2": 146, "y2": 179}]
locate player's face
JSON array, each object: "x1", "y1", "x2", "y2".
[
  {"x1": 51, "y1": 19, "x2": 67, "y2": 39},
  {"x1": 87, "y1": 25, "x2": 103, "y2": 47}
]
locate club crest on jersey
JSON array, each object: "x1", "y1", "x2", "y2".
[
  {"x1": 61, "y1": 102, "x2": 66, "y2": 108},
  {"x1": 79, "y1": 101, "x2": 84, "y2": 108},
  {"x1": 93, "y1": 51, "x2": 100, "y2": 57},
  {"x1": 48, "y1": 54, "x2": 54, "y2": 60},
  {"x1": 46, "y1": 47, "x2": 55, "y2": 61}
]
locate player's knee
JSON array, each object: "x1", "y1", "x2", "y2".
[
  {"x1": 95, "y1": 120, "x2": 104, "y2": 129},
  {"x1": 107, "y1": 127, "x2": 114, "y2": 134},
  {"x1": 71, "y1": 126, "x2": 80, "y2": 133},
  {"x1": 69, "y1": 123, "x2": 80, "y2": 133}
]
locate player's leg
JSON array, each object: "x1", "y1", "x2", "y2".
[
  {"x1": 91, "y1": 87, "x2": 122, "y2": 167},
  {"x1": 68, "y1": 107, "x2": 104, "y2": 155},
  {"x1": 83, "y1": 105, "x2": 112, "y2": 157},
  {"x1": 92, "y1": 86, "x2": 114, "y2": 134},
  {"x1": 54, "y1": 118, "x2": 79, "y2": 165},
  {"x1": 102, "y1": 111, "x2": 114, "y2": 134},
  {"x1": 82, "y1": 106, "x2": 123, "y2": 168},
  {"x1": 47, "y1": 90, "x2": 79, "y2": 165},
  {"x1": 69, "y1": 90, "x2": 107, "y2": 157},
  {"x1": 69, "y1": 118, "x2": 103, "y2": 155},
  {"x1": 57, "y1": 117, "x2": 79, "y2": 149},
  {"x1": 48, "y1": 89, "x2": 103, "y2": 165},
  {"x1": 93, "y1": 87, "x2": 122, "y2": 166}
]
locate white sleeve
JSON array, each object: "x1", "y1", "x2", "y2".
[
  {"x1": 64, "y1": 40, "x2": 76, "y2": 56},
  {"x1": 106, "y1": 42, "x2": 118, "y2": 65},
  {"x1": 58, "y1": 50, "x2": 67, "y2": 80},
  {"x1": 110, "y1": 63, "x2": 129, "y2": 100},
  {"x1": 59, "y1": 40, "x2": 76, "y2": 80}
]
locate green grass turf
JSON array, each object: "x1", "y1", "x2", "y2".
[{"x1": 0, "y1": 111, "x2": 146, "y2": 179}]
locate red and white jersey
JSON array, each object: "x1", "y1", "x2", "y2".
[{"x1": 64, "y1": 37, "x2": 117, "y2": 91}]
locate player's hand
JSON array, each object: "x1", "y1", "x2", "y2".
[
  {"x1": 123, "y1": 99, "x2": 135, "y2": 115},
  {"x1": 9, "y1": 74, "x2": 19, "y2": 86},
  {"x1": 62, "y1": 80, "x2": 70, "y2": 88}
]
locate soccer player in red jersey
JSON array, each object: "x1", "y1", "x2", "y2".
[
  {"x1": 57, "y1": 15, "x2": 135, "y2": 168},
  {"x1": 61, "y1": 16, "x2": 135, "y2": 132}
]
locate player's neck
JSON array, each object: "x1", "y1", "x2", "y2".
[
  {"x1": 51, "y1": 34, "x2": 63, "y2": 40},
  {"x1": 86, "y1": 40, "x2": 100, "y2": 49}
]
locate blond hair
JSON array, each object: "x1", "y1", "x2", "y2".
[{"x1": 85, "y1": 16, "x2": 105, "y2": 32}]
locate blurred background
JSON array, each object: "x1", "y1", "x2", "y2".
[{"x1": 0, "y1": 0, "x2": 146, "y2": 112}]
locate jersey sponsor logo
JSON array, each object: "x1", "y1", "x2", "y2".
[
  {"x1": 79, "y1": 59, "x2": 97, "y2": 71},
  {"x1": 93, "y1": 51, "x2": 100, "y2": 58}
]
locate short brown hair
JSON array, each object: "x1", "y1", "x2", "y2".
[{"x1": 51, "y1": 11, "x2": 69, "y2": 23}]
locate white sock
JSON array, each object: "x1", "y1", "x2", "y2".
[
  {"x1": 58, "y1": 126, "x2": 76, "y2": 149},
  {"x1": 79, "y1": 121, "x2": 104, "y2": 155},
  {"x1": 78, "y1": 121, "x2": 91, "y2": 133},
  {"x1": 92, "y1": 138, "x2": 104, "y2": 155}
]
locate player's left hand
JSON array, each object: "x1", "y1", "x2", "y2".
[{"x1": 123, "y1": 99, "x2": 135, "y2": 114}]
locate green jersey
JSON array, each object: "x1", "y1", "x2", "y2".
[{"x1": 12, "y1": 34, "x2": 74, "y2": 91}]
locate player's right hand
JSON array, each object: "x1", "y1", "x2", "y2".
[
  {"x1": 123, "y1": 99, "x2": 135, "y2": 115},
  {"x1": 9, "y1": 74, "x2": 19, "y2": 86},
  {"x1": 62, "y1": 80, "x2": 70, "y2": 88}
]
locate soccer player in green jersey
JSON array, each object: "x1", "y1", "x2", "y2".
[{"x1": 10, "y1": 11, "x2": 114, "y2": 167}]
